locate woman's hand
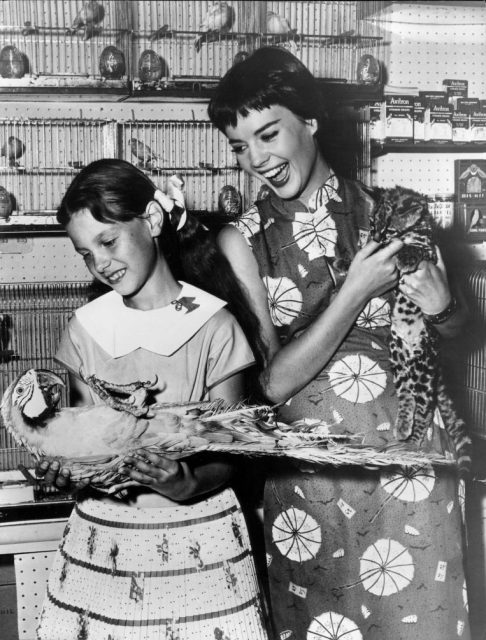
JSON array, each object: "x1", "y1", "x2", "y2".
[
  {"x1": 35, "y1": 459, "x2": 89, "y2": 493},
  {"x1": 344, "y1": 239, "x2": 403, "y2": 300},
  {"x1": 398, "y1": 246, "x2": 451, "y2": 314}
]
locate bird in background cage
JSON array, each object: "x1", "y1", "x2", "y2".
[
  {"x1": 66, "y1": 0, "x2": 105, "y2": 41},
  {"x1": 218, "y1": 185, "x2": 242, "y2": 219},
  {"x1": 266, "y1": 10, "x2": 299, "y2": 41},
  {"x1": 194, "y1": 2, "x2": 235, "y2": 53},
  {"x1": 1, "y1": 136, "x2": 25, "y2": 167},
  {"x1": 129, "y1": 138, "x2": 162, "y2": 171}
]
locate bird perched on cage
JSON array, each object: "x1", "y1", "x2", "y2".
[
  {"x1": 195, "y1": 2, "x2": 235, "y2": 53},
  {"x1": 0, "y1": 368, "x2": 278, "y2": 490},
  {"x1": 0, "y1": 186, "x2": 13, "y2": 220},
  {"x1": 218, "y1": 185, "x2": 242, "y2": 219},
  {"x1": 21, "y1": 21, "x2": 39, "y2": 36},
  {"x1": 129, "y1": 138, "x2": 162, "y2": 171},
  {"x1": 66, "y1": 0, "x2": 105, "y2": 41},
  {"x1": 1, "y1": 136, "x2": 25, "y2": 167},
  {"x1": 149, "y1": 24, "x2": 174, "y2": 42},
  {"x1": 266, "y1": 10, "x2": 299, "y2": 41}
]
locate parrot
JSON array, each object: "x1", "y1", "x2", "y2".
[
  {"x1": 0, "y1": 368, "x2": 278, "y2": 490},
  {"x1": 149, "y1": 24, "x2": 174, "y2": 42},
  {"x1": 218, "y1": 185, "x2": 242, "y2": 218},
  {"x1": 66, "y1": 1, "x2": 105, "y2": 41},
  {"x1": 129, "y1": 138, "x2": 162, "y2": 170},
  {"x1": 1, "y1": 136, "x2": 25, "y2": 167},
  {"x1": 195, "y1": 2, "x2": 235, "y2": 53}
]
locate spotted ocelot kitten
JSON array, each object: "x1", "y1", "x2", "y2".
[{"x1": 371, "y1": 185, "x2": 471, "y2": 473}]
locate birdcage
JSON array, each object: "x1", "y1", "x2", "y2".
[
  {"x1": 130, "y1": 0, "x2": 386, "y2": 94},
  {"x1": 119, "y1": 119, "x2": 246, "y2": 215},
  {"x1": 0, "y1": 0, "x2": 131, "y2": 96},
  {"x1": 0, "y1": 282, "x2": 92, "y2": 471},
  {"x1": 0, "y1": 117, "x2": 116, "y2": 216}
]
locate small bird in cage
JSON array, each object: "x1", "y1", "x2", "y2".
[
  {"x1": 0, "y1": 45, "x2": 27, "y2": 79},
  {"x1": 66, "y1": 0, "x2": 105, "y2": 41},
  {"x1": 1, "y1": 136, "x2": 25, "y2": 167},
  {"x1": 0, "y1": 186, "x2": 13, "y2": 219},
  {"x1": 21, "y1": 21, "x2": 39, "y2": 36},
  {"x1": 218, "y1": 185, "x2": 242, "y2": 219},
  {"x1": 195, "y1": 2, "x2": 235, "y2": 53},
  {"x1": 266, "y1": 11, "x2": 299, "y2": 43},
  {"x1": 149, "y1": 24, "x2": 174, "y2": 42},
  {"x1": 129, "y1": 138, "x2": 162, "y2": 171}
]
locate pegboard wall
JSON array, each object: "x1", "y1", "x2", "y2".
[{"x1": 15, "y1": 551, "x2": 56, "y2": 639}]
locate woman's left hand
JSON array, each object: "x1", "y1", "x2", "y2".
[
  {"x1": 398, "y1": 246, "x2": 451, "y2": 315},
  {"x1": 118, "y1": 453, "x2": 193, "y2": 501}
]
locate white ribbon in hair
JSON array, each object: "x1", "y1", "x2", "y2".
[{"x1": 153, "y1": 174, "x2": 187, "y2": 231}]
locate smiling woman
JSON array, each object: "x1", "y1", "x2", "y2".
[{"x1": 208, "y1": 47, "x2": 471, "y2": 640}]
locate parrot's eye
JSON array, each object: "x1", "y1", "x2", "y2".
[{"x1": 15, "y1": 386, "x2": 24, "y2": 394}]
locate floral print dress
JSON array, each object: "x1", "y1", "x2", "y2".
[{"x1": 234, "y1": 175, "x2": 470, "y2": 640}]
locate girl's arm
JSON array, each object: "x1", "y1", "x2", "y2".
[
  {"x1": 120, "y1": 371, "x2": 244, "y2": 502},
  {"x1": 217, "y1": 225, "x2": 403, "y2": 403}
]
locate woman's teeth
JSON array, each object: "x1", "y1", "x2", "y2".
[
  {"x1": 108, "y1": 269, "x2": 126, "y2": 284},
  {"x1": 263, "y1": 163, "x2": 289, "y2": 185}
]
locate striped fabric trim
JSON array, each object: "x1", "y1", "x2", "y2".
[
  {"x1": 75, "y1": 502, "x2": 239, "y2": 530},
  {"x1": 59, "y1": 543, "x2": 250, "y2": 577},
  {"x1": 45, "y1": 588, "x2": 261, "y2": 626}
]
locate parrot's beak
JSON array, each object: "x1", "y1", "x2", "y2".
[
  {"x1": 36, "y1": 369, "x2": 65, "y2": 409},
  {"x1": 16, "y1": 369, "x2": 65, "y2": 422}
]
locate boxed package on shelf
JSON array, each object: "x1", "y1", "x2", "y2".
[
  {"x1": 455, "y1": 159, "x2": 486, "y2": 241},
  {"x1": 418, "y1": 91, "x2": 447, "y2": 141},
  {"x1": 452, "y1": 108, "x2": 470, "y2": 143},
  {"x1": 369, "y1": 100, "x2": 386, "y2": 145},
  {"x1": 385, "y1": 95, "x2": 413, "y2": 144},
  {"x1": 413, "y1": 97, "x2": 426, "y2": 143},
  {"x1": 471, "y1": 108, "x2": 486, "y2": 144},
  {"x1": 429, "y1": 103, "x2": 453, "y2": 143},
  {"x1": 443, "y1": 79, "x2": 468, "y2": 109}
]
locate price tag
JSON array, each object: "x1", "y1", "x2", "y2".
[
  {"x1": 288, "y1": 581, "x2": 307, "y2": 599},
  {"x1": 435, "y1": 560, "x2": 447, "y2": 582},
  {"x1": 337, "y1": 497, "x2": 356, "y2": 519}
]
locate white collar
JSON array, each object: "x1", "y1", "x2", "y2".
[{"x1": 75, "y1": 282, "x2": 226, "y2": 358}]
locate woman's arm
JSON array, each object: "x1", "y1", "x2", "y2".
[
  {"x1": 119, "y1": 371, "x2": 245, "y2": 502},
  {"x1": 218, "y1": 225, "x2": 403, "y2": 403}
]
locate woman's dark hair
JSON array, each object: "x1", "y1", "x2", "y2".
[
  {"x1": 57, "y1": 158, "x2": 266, "y2": 371},
  {"x1": 208, "y1": 46, "x2": 360, "y2": 179},
  {"x1": 208, "y1": 46, "x2": 324, "y2": 133}
]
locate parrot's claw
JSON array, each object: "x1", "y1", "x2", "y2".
[{"x1": 81, "y1": 372, "x2": 159, "y2": 417}]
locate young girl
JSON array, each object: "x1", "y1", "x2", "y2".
[
  {"x1": 208, "y1": 47, "x2": 470, "y2": 640},
  {"x1": 36, "y1": 159, "x2": 269, "y2": 640}
]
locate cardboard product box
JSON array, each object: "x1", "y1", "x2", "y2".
[
  {"x1": 452, "y1": 110, "x2": 470, "y2": 143},
  {"x1": 457, "y1": 201, "x2": 486, "y2": 241},
  {"x1": 413, "y1": 97, "x2": 426, "y2": 143},
  {"x1": 457, "y1": 98, "x2": 480, "y2": 114},
  {"x1": 418, "y1": 91, "x2": 448, "y2": 141},
  {"x1": 471, "y1": 108, "x2": 486, "y2": 143},
  {"x1": 369, "y1": 100, "x2": 386, "y2": 145},
  {"x1": 442, "y1": 79, "x2": 468, "y2": 108},
  {"x1": 385, "y1": 95, "x2": 414, "y2": 143},
  {"x1": 455, "y1": 159, "x2": 486, "y2": 203},
  {"x1": 0, "y1": 555, "x2": 18, "y2": 640},
  {"x1": 429, "y1": 104, "x2": 453, "y2": 143}
]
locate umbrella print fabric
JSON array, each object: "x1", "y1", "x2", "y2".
[
  {"x1": 272, "y1": 507, "x2": 322, "y2": 562},
  {"x1": 356, "y1": 297, "x2": 391, "y2": 329},
  {"x1": 328, "y1": 354, "x2": 387, "y2": 403},
  {"x1": 292, "y1": 209, "x2": 338, "y2": 261},
  {"x1": 264, "y1": 276, "x2": 303, "y2": 327},
  {"x1": 307, "y1": 611, "x2": 363, "y2": 640},
  {"x1": 359, "y1": 538, "x2": 415, "y2": 597},
  {"x1": 379, "y1": 465, "x2": 436, "y2": 502}
]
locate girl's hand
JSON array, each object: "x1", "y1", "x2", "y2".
[
  {"x1": 118, "y1": 453, "x2": 193, "y2": 501},
  {"x1": 345, "y1": 239, "x2": 403, "y2": 300},
  {"x1": 35, "y1": 459, "x2": 89, "y2": 493},
  {"x1": 398, "y1": 246, "x2": 451, "y2": 314}
]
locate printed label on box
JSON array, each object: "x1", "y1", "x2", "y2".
[
  {"x1": 429, "y1": 104, "x2": 452, "y2": 143},
  {"x1": 413, "y1": 98, "x2": 426, "y2": 143},
  {"x1": 443, "y1": 79, "x2": 468, "y2": 108},
  {"x1": 386, "y1": 95, "x2": 414, "y2": 143},
  {"x1": 452, "y1": 111, "x2": 470, "y2": 143},
  {"x1": 471, "y1": 110, "x2": 486, "y2": 143},
  {"x1": 455, "y1": 159, "x2": 486, "y2": 202},
  {"x1": 369, "y1": 100, "x2": 386, "y2": 144}
]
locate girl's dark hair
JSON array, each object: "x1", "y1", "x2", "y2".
[
  {"x1": 208, "y1": 46, "x2": 359, "y2": 179},
  {"x1": 57, "y1": 158, "x2": 265, "y2": 371}
]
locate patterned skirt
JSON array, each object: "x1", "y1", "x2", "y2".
[{"x1": 37, "y1": 488, "x2": 269, "y2": 640}]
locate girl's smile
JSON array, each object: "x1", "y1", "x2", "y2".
[{"x1": 225, "y1": 104, "x2": 330, "y2": 202}]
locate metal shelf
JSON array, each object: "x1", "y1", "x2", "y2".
[{"x1": 372, "y1": 142, "x2": 486, "y2": 156}]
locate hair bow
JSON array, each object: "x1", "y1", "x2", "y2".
[{"x1": 153, "y1": 174, "x2": 187, "y2": 231}]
